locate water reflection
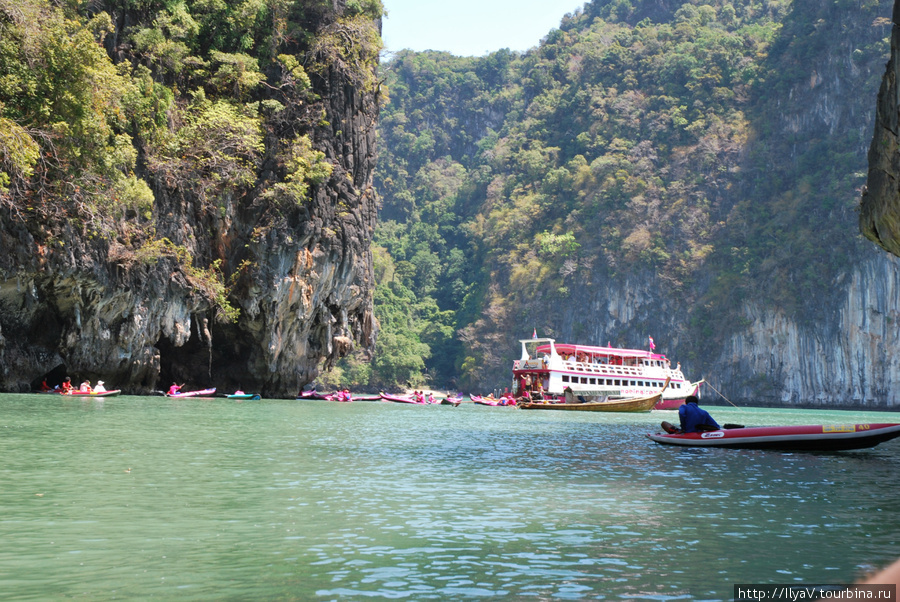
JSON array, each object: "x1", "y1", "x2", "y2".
[{"x1": 1, "y1": 395, "x2": 899, "y2": 599}]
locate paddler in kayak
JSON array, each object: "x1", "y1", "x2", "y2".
[
  {"x1": 661, "y1": 395, "x2": 720, "y2": 434},
  {"x1": 168, "y1": 383, "x2": 183, "y2": 396}
]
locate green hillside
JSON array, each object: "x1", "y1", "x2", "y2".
[{"x1": 341, "y1": 0, "x2": 890, "y2": 392}]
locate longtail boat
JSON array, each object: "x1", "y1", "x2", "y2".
[{"x1": 518, "y1": 377, "x2": 669, "y2": 413}]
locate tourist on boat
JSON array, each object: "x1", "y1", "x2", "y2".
[
  {"x1": 661, "y1": 395, "x2": 720, "y2": 434},
  {"x1": 94, "y1": 381, "x2": 106, "y2": 393},
  {"x1": 168, "y1": 383, "x2": 183, "y2": 396},
  {"x1": 40, "y1": 379, "x2": 52, "y2": 392},
  {"x1": 61, "y1": 377, "x2": 73, "y2": 394},
  {"x1": 79, "y1": 381, "x2": 92, "y2": 393}
]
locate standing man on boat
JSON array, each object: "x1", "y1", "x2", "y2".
[{"x1": 661, "y1": 396, "x2": 720, "y2": 434}]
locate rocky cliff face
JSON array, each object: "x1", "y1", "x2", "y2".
[
  {"x1": 0, "y1": 2, "x2": 379, "y2": 396},
  {"x1": 562, "y1": 250, "x2": 900, "y2": 408},
  {"x1": 861, "y1": 3, "x2": 900, "y2": 255}
]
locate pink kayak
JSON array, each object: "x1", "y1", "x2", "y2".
[
  {"x1": 167, "y1": 388, "x2": 216, "y2": 398},
  {"x1": 470, "y1": 395, "x2": 515, "y2": 406},
  {"x1": 380, "y1": 392, "x2": 425, "y2": 404}
]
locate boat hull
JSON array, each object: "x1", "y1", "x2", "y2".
[
  {"x1": 227, "y1": 394, "x2": 261, "y2": 400},
  {"x1": 520, "y1": 392, "x2": 661, "y2": 412},
  {"x1": 654, "y1": 381, "x2": 703, "y2": 410},
  {"x1": 647, "y1": 423, "x2": 900, "y2": 450}
]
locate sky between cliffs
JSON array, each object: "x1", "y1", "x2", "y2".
[{"x1": 380, "y1": 0, "x2": 586, "y2": 57}]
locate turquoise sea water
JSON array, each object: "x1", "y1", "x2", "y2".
[{"x1": 1, "y1": 394, "x2": 899, "y2": 600}]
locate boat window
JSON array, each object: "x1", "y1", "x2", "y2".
[
  {"x1": 630, "y1": 380, "x2": 636, "y2": 386},
  {"x1": 614, "y1": 379, "x2": 620, "y2": 386},
  {"x1": 581, "y1": 377, "x2": 588, "y2": 384},
  {"x1": 562, "y1": 375, "x2": 569, "y2": 383}
]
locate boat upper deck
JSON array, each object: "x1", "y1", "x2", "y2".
[{"x1": 514, "y1": 338, "x2": 685, "y2": 382}]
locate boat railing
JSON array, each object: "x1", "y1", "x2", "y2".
[
  {"x1": 515, "y1": 358, "x2": 687, "y2": 381},
  {"x1": 556, "y1": 361, "x2": 686, "y2": 380}
]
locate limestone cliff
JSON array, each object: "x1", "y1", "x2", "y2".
[
  {"x1": 0, "y1": 0, "x2": 380, "y2": 396},
  {"x1": 862, "y1": 3, "x2": 900, "y2": 255},
  {"x1": 565, "y1": 252, "x2": 900, "y2": 407}
]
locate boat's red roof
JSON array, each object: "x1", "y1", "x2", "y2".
[{"x1": 536, "y1": 342, "x2": 666, "y2": 360}]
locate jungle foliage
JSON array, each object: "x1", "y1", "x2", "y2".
[
  {"x1": 361, "y1": 0, "x2": 890, "y2": 391},
  {"x1": 0, "y1": 0, "x2": 382, "y2": 321}
]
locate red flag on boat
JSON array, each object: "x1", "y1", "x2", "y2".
[
  {"x1": 532, "y1": 328, "x2": 537, "y2": 339},
  {"x1": 649, "y1": 336, "x2": 656, "y2": 350}
]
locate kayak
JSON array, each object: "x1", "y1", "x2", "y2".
[
  {"x1": 470, "y1": 395, "x2": 515, "y2": 406},
  {"x1": 167, "y1": 388, "x2": 216, "y2": 398},
  {"x1": 226, "y1": 393, "x2": 261, "y2": 400},
  {"x1": 380, "y1": 392, "x2": 424, "y2": 404},
  {"x1": 297, "y1": 391, "x2": 379, "y2": 402},
  {"x1": 440, "y1": 396, "x2": 463, "y2": 406},
  {"x1": 647, "y1": 423, "x2": 900, "y2": 451},
  {"x1": 59, "y1": 390, "x2": 122, "y2": 397}
]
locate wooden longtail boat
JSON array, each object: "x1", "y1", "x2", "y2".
[{"x1": 518, "y1": 378, "x2": 670, "y2": 412}]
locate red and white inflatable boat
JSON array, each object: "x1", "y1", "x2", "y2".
[{"x1": 647, "y1": 423, "x2": 900, "y2": 451}]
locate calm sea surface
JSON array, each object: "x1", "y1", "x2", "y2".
[{"x1": 1, "y1": 394, "x2": 899, "y2": 600}]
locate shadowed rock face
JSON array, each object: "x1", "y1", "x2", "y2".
[
  {"x1": 862, "y1": 4, "x2": 900, "y2": 255},
  {"x1": 0, "y1": 6, "x2": 379, "y2": 397}
]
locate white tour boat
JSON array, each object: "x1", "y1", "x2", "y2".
[{"x1": 512, "y1": 338, "x2": 702, "y2": 410}]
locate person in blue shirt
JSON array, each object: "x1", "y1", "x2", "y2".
[{"x1": 661, "y1": 395, "x2": 720, "y2": 434}]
